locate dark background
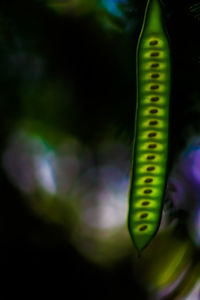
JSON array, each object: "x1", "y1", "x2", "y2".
[{"x1": 0, "y1": 0, "x2": 199, "y2": 298}]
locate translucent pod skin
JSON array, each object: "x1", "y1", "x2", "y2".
[{"x1": 128, "y1": 0, "x2": 170, "y2": 254}]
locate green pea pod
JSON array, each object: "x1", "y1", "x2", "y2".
[{"x1": 128, "y1": 0, "x2": 171, "y2": 254}]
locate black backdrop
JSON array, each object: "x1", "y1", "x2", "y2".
[{"x1": 0, "y1": 0, "x2": 199, "y2": 298}]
